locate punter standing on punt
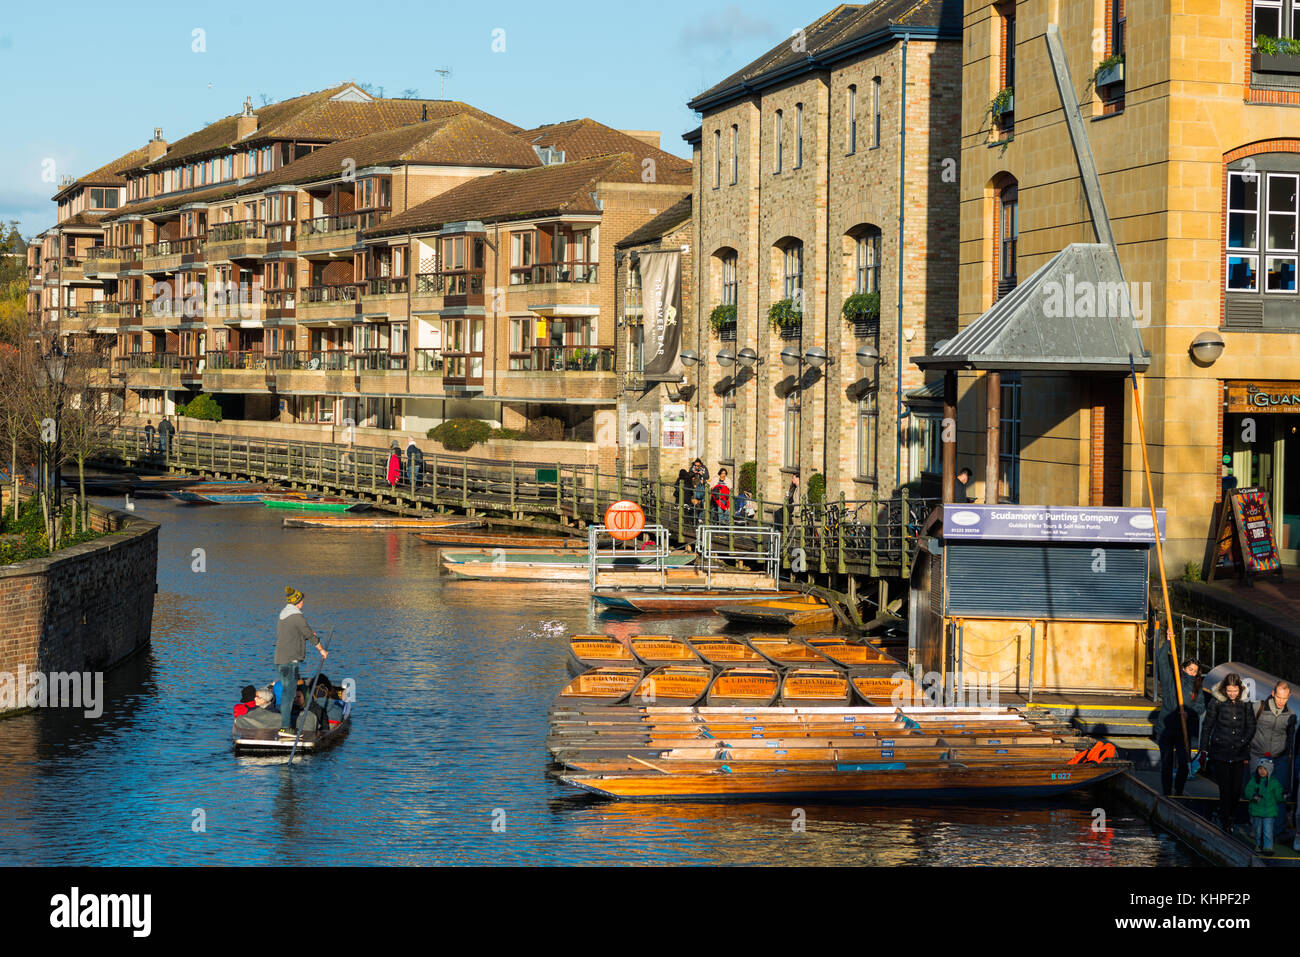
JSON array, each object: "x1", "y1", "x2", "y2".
[{"x1": 275, "y1": 586, "x2": 328, "y2": 738}]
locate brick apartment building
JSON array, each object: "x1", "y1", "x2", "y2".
[
  {"x1": 27, "y1": 84, "x2": 689, "y2": 459},
  {"x1": 677, "y1": 0, "x2": 962, "y2": 504},
  {"x1": 938, "y1": 0, "x2": 1300, "y2": 572}
]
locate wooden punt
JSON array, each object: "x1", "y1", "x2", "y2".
[
  {"x1": 801, "y1": 637, "x2": 900, "y2": 669},
  {"x1": 558, "y1": 746, "x2": 1086, "y2": 774},
  {"x1": 548, "y1": 732, "x2": 1074, "y2": 753},
  {"x1": 417, "y1": 530, "x2": 576, "y2": 549},
  {"x1": 715, "y1": 595, "x2": 836, "y2": 628},
  {"x1": 169, "y1": 482, "x2": 279, "y2": 505},
  {"x1": 704, "y1": 667, "x2": 781, "y2": 708},
  {"x1": 628, "y1": 636, "x2": 704, "y2": 667},
  {"x1": 748, "y1": 637, "x2": 833, "y2": 668},
  {"x1": 597, "y1": 589, "x2": 805, "y2": 614},
  {"x1": 567, "y1": 636, "x2": 638, "y2": 673},
  {"x1": 686, "y1": 636, "x2": 769, "y2": 667},
  {"x1": 851, "y1": 672, "x2": 925, "y2": 705},
  {"x1": 553, "y1": 738, "x2": 1082, "y2": 766},
  {"x1": 233, "y1": 702, "x2": 353, "y2": 754},
  {"x1": 629, "y1": 666, "x2": 713, "y2": 707},
  {"x1": 443, "y1": 550, "x2": 695, "y2": 583},
  {"x1": 282, "y1": 516, "x2": 481, "y2": 530},
  {"x1": 778, "y1": 669, "x2": 853, "y2": 707},
  {"x1": 559, "y1": 758, "x2": 1129, "y2": 802},
  {"x1": 554, "y1": 668, "x2": 644, "y2": 708}
]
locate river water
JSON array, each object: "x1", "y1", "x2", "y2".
[{"x1": 0, "y1": 499, "x2": 1197, "y2": 865}]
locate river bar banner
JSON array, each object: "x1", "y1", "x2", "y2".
[{"x1": 639, "y1": 250, "x2": 682, "y2": 381}]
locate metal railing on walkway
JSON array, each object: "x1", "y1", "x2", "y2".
[{"x1": 103, "y1": 425, "x2": 930, "y2": 577}]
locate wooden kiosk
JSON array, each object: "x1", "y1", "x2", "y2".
[{"x1": 908, "y1": 504, "x2": 1165, "y2": 699}]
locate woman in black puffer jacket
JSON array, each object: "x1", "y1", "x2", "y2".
[{"x1": 1200, "y1": 673, "x2": 1257, "y2": 830}]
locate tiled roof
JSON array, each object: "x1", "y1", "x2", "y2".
[
  {"x1": 517, "y1": 118, "x2": 692, "y2": 184},
  {"x1": 53, "y1": 145, "x2": 150, "y2": 200},
  {"x1": 58, "y1": 211, "x2": 111, "y2": 228},
  {"x1": 689, "y1": 0, "x2": 960, "y2": 110},
  {"x1": 364, "y1": 155, "x2": 639, "y2": 238},
  {"x1": 615, "y1": 194, "x2": 692, "y2": 248},
  {"x1": 267, "y1": 98, "x2": 520, "y2": 141},
  {"x1": 145, "y1": 85, "x2": 355, "y2": 168},
  {"x1": 100, "y1": 113, "x2": 541, "y2": 221}
]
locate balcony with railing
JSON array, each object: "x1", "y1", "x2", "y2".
[
  {"x1": 270, "y1": 348, "x2": 358, "y2": 393},
  {"x1": 116, "y1": 351, "x2": 191, "y2": 389},
  {"x1": 206, "y1": 219, "x2": 266, "y2": 260},
  {"x1": 82, "y1": 245, "x2": 142, "y2": 276},
  {"x1": 509, "y1": 261, "x2": 599, "y2": 286},
  {"x1": 500, "y1": 345, "x2": 617, "y2": 401},
  {"x1": 298, "y1": 283, "x2": 361, "y2": 323},
  {"x1": 143, "y1": 236, "x2": 206, "y2": 272},
  {"x1": 265, "y1": 222, "x2": 296, "y2": 247},
  {"x1": 360, "y1": 275, "x2": 409, "y2": 319},
  {"x1": 297, "y1": 213, "x2": 363, "y2": 254},
  {"x1": 424, "y1": 269, "x2": 485, "y2": 307}
]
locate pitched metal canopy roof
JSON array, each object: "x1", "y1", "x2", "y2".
[{"x1": 913, "y1": 243, "x2": 1150, "y2": 373}]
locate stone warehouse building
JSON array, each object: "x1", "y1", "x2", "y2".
[
  {"x1": 678, "y1": 0, "x2": 962, "y2": 503},
  {"x1": 27, "y1": 84, "x2": 689, "y2": 458},
  {"x1": 936, "y1": 0, "x2": 1300, "y2": 572}
]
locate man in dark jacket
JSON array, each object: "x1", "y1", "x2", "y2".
[
  {"x1": 405, "y1": 437, "x2": 424, "y2": 489},
  {"x1": 143, "y1": 420, "x2": 156, "y2": 454},
  {"x1": 1251, "y1": 681, "x2": 1296, "y2": 839},
  {"x1": 1201, "y1": 673, "x2": 1257, "y2": 830},
  {"x1": 157, "y1": 416, "x2": 175, "y2": 458},
  {"x1": 1154, "y1": 634, "x2": 1205, "y2": 796},
  {"x1": 274, "y1": 586, "x2": 328, "y2": 737}
]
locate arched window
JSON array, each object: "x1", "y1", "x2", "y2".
[
  {"x1": 851, "y1": 226, "x2": 882, "y2": 294},
  {"x1": 992, "y1": 176, "x2": 1019, "y2": 300}
]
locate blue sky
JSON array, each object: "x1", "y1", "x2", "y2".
[{"x1": 0, "y1": 0, "x2": 809, "y2": 238}]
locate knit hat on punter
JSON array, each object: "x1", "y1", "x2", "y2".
[
  {"x1": 286, "y1": 586, "x2": 304, "y2": 605},
  {"x1": 1258, "y1": 758, "x2": 1274, "y2": 774}
]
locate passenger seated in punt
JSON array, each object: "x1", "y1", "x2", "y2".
[{"x1": 234, "y1": 687, "x2": 282, "y2": 731}]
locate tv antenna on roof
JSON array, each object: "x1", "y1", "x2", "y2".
[{"x1": 436, "y1": 69, "x2": 451, "y2": 98}]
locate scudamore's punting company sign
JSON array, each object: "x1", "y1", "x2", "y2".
[{"x1": 942, "y1": 504, "x2": 1166, "y2": 543}]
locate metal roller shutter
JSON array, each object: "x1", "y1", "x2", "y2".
[{"x1": 945, "y1": 542, "x2": 1148, "y2": 621}]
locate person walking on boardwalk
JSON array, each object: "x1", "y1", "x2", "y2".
[
  {"x1": 1200, "y1": 672, "x2": 1256, "y2": 831},
  {"x1": 1246, "y1": 758, "x2": 1284, "y2": 854},
  {"x1": 1250, "y1": 680, "x2": 1295, "y2": 842},
  {"x1": 157, "y1": 416, "x2": 175, "y2": 458},
  {"x1": 143, "y1": 420, "x2": 156, "y2": 455},
  {"x1": 406, "y1": 437, "x2": 424, "y2": 489},
  {"x1": 386, "y1": 443, "x2": 401, "y2": 490},
  {"x1": 1154, "y1": 631, "x2": 1204, "y2": 796},
  {"x1": 275, "y1": 586, "x2": 327, "y2": 738}
]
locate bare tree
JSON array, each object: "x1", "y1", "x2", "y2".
[{"x1": 59, "y1": 340, "x2": 121, "y2": 533}]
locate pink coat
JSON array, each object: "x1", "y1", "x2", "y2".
[{"x1": 386, "y1": 452, "x2": 400, "y2": 486}]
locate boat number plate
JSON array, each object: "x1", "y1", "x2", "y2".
[
  {"x1": 881, "y1": 739, "x2": 894, "y2": 747},
  {"x1": 1050, "y1": 772, "x2": 1072, "y2": 781},
  {"x1": 881, "y1": 750, "x2": 894, "y2": 758}
]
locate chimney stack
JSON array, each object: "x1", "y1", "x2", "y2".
[
  {"x1": 147, "y1": 128, "x2": 168, "y2": 162},
  {"x1": 236, "y1": 97, "x2": 259, "y2": 139},
  {"x1": 619, "y1": 130, "x2": 661, "y2": 150}
]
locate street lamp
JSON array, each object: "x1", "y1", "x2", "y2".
[
  {"x1": 716, "y1": 347, "x2": 737, "y2": 367},
  {"x1": 737, "y1": 347, "x2": 763, "y2": 369},
  {"x1": 803, "y1": 346, "x2": 832, "y2": 369},
  {"x1": 680, "y1": 350, "x2": 700, "y2": 367},
  {"x1": 856, "y1": 343, "x2": 881, "y2": 369},
  {"x1": 780, "y1": 345, "x2": 802, "y2": 368},
  {"x1": 1190, "y1": 331, "x2": 1225, "y2": 365}
]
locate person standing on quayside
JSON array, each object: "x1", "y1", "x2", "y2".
[
  {"x1": 143, "y1": 420, "x2": 155, "y2": 455},
  {"x1": 275, "y1": 586, "x2": 328, "y2": 738},
  {"x1": 953, "y1": 467, "x2": 973, "y2": 503},
  {"x1": 406, "y1": 437, "x2": 424, "y2": 488},
  {"x1": 1154, "y1": 627, "x2": 1205, "y2": 796}
]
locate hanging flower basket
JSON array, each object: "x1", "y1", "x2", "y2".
[
  {"x1": 709, "y1": 303, "x2": 737, "y2": 339},
  {"x1": 769, "y1": 298, "x2": 802, "y2": 338}
]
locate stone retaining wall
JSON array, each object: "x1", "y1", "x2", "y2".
[{"x1": 0, "y1": 502, "x2": 158, "y2": 715}]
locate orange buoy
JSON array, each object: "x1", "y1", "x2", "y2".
[{"x1": 605, "y1": 500, "x2": 646, "y2": 541}]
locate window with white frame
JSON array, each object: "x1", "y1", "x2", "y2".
[
  {"x1": 782, "y1": 242, "x2": 804, "y2": 304},
  {"x1": 872, "y1": 76, "x2": 882, "y2": 148},
  {"x1": 775, "y1": 110, "x2": 784, "y2": 173},
  {"x1": 795, "y1": 104, "x2": 804, "y2": 168},
  {"x1": 721, "y1": 393, "x2": 735, "y2": 462},
  {"x1": 722, "y1": 253, "x2": 737, "y2": 305},
  {"x1": 857, "y1": 389, "x2": 877, "y2": 480},
  {"x1": 783, "y1": 395, "x2": 800, "y2": 470},
  {"x1": 1252, "y1": 0, "x2": 1300, "y2": 40},
  {"x1": 730, "y1": 125, "x2": 739, "y2": 185},
  {"x1": 1227, "y1": 167, "x2": 1298, "y2": 294},
  {"x1": 714, "y1": 130, "x2": 721, "y2": 187},
  {"x1": 855, "y1": 228, "x2": 881, "y2": 294},
  {"x1": 847, "y1": 85, "x2": 857, "y2": 154}
]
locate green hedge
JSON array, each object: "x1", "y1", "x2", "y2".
[
  {"x1": 807, "y1": 472, "x2": 826, "y2": 504},
  {"x1": 428, "y1": 418, "x2": 492, "y2": 451},
  {"x1": 176, "y1": 393, "x2": 223, "y2": 422},
  {"x1": 738, "y1": 460, "x2": 757, "y2": 494}
]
